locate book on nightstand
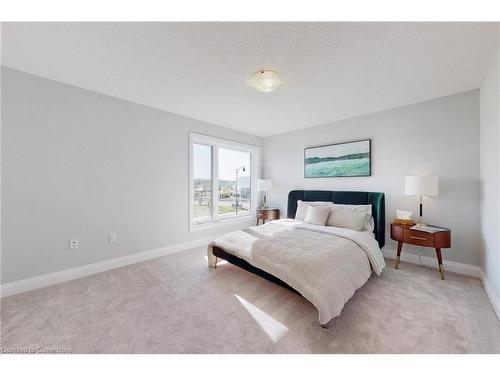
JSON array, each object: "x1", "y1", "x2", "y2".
[{"x1": 410, "y1": 224, "x2": 448, "y2": 233}]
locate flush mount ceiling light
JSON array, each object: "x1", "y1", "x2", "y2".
[{"x1": 246, "y1": 69, "x2": 282, "y2": 93}]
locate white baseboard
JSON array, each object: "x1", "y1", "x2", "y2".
[
  {"x1": 479, "y1": 269, "x2": 500, "y2": 321},
  {"x1": 382, "y1": 247, "x2": 481, "y2": 278},
  {"x1": 1, "y1": 235, "x2": 218, "y2": 297}
]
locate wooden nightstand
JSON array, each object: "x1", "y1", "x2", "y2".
[
  {"x1": 256, "y1": 208, "x2": 280, "y2": 226},
  {"x1": 390, "y1": 223, "x2": 451, "y2": 280}
]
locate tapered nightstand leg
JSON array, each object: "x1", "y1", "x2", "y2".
[
  {"x1": 395, "y1": 241, "x2": 403, "y2": 269},
  {"x1": 435, "y1": 248, "x2": 444, "y2": 280}
]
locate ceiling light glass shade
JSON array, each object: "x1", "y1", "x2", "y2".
[{"x1": 247, "y1": 70, "x2": 282, "y2": 92}]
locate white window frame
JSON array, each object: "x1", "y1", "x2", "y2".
[{"x1": 189, "y1": 132, "x2": 260, "y2": 231}]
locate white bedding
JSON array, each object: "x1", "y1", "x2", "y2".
[{"x1": 207, "y1": 219, "x2": 385, "y2": 324}]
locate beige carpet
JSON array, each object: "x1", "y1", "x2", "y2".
[{"x1": 1, "y1": 245, "x2": 499, "y2": 353}]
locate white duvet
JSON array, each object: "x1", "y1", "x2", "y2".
[{"x1": 207, "y1": 219, "x2": 385, "y2": 325}]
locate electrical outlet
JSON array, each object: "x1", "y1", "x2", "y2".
[
  {"x1": 108, "y1": 232, "x2": 118, "y2": 243},
  {"x1": 69, "y1": 239, "x2": 79, "y2": 249}
]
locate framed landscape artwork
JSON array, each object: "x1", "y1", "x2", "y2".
[{"x1": 304, "y1": 139, "x2": 371, "y2": 178}]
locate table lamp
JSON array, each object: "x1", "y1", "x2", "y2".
[
  {"x1": 405, "y1": 175, "x2": 439, "y2": 225},
  {"x1": 257, "y1": 179, "x2": 272, "y2": 208}
]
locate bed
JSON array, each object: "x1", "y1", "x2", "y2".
[{"x1": 207, "y1": 190, "x2": 386, "y2": 327}]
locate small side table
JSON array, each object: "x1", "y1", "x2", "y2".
[
  {"x1": 256, "y1": 208, "x2": 280, "y2": 226},
  {"x1": 390, "y1": 223, "x2": 451, "y2": 280}
]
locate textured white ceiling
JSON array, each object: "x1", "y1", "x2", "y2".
[{"x1": 2, "y1": 22, "x2": 499, "y2": 137}]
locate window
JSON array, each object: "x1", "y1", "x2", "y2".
[
  {"x1": 192, "y1": 143, "x2": 212, "y2": 220},
  {"x1": 190, "y1": 133, "x2": 259, "y2": 229}
]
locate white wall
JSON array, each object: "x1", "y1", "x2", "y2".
[
  {"x1": 264, "y1": 91, "x2": 480, "y2": 266},
  {"x1": 0, "y1": 26, "x2": 3, "y2": 287},
  {"x1": 1, "y1": 67, "x2": 263, "y2": 283},
  {"x1": 480, "y1": 46, "x2": 500, "y2": 303},
  {"x1": 0, "y1": 66, "x2": 490, "y2": 284}
]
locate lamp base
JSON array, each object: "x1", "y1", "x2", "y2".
[
  {"x1": 417, "y1": 200, "x2": 427, "y2": 226},
  {"x1": 260, "y1": 194, "x2": 268, "y2": 209}
]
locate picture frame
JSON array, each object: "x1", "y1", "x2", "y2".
[{"x1": 304, "y1": 139, "x2": 371, "y2": 178}]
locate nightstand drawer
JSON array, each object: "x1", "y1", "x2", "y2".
[
  {"x1": 257, "y1": 210, "x2": 279, "y2": 220},
  {"x1": 256, "y1": 208, "x2": 280, "y2": 225},
  {"x1": 404, "y1": 230, "x2": 434, "y2": 246}
]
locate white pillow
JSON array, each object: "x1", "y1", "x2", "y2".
[
  {"x1": 294, "y1": 200, "x2": 334, "y2": 221},
  {"x1": 326, "y1": 204, "x2": 374, "y2": 231},
  {"x1": 336, "y1": 204, "x2": 374, "y2": 230},
  {"x1": 304, "y1": 205, "x2": 331, "y2": 226}
]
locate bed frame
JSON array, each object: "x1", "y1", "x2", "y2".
[{"x1": 211, "y1": 190, "x2": 385, "y2": 325}]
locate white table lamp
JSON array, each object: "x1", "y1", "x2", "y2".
[
  {"x1": 405, "y1": 175, "x2": 439, "y2": 225},
  {"x1": 257, "y1": 179, "x2": 272, "y2": 208}
]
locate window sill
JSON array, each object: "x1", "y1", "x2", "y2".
[{"x1": 190, "y1": 213, "x2": 255, "y2": 232}]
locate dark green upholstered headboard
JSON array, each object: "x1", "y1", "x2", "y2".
[{"x1": 287, "y1": 190, "x2": 385, "y2": 248}]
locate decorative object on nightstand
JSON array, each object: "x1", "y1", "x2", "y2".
[
  {"x1": 390, "y1": 223, "x2": 451, "y2": 280},
  {"x1": 256, "y1": 208, "x2": 279, "y2": 226},
  {"x1": 392, "y1": 218, "x2": 415, "y2": 227},
  {"x1": 257, "y1": 179, "x2": 272, "y2": 208},
  {"x1": 405, "y1": 175, "x2": 439, "y2": 225},
  {"x1": 392, "y1": 209, "x2": 415, "y2": 227}
]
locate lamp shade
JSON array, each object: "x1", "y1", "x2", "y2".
[
  {"x1": 257, "y1": 179, "x2": 272, "y2": 192},
  {"x1": 405, "y1": 175, "x2": 439, "y2": 196}
]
